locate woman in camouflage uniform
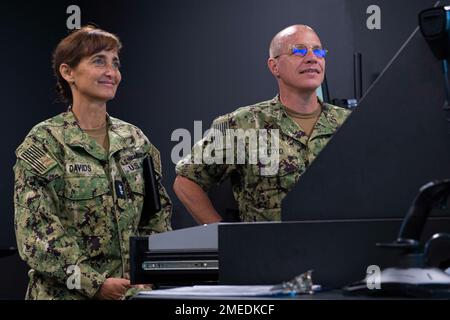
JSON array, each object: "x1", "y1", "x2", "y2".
[{"x1": 13, "y1": 26, "x2": 172, "y2": 300}]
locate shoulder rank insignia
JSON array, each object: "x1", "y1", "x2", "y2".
[{"x1": 18, "y1": 144, "x2": 57, "y2": 175}]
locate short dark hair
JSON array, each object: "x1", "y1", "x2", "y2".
[{"x1": 52, "y1": 25, "x2": 122, "y2": 103}]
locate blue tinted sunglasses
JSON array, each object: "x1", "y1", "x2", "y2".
[{"x1": 274, "y1": 44, "x2": 328, "y2": 59}]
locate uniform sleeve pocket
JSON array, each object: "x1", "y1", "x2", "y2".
[{"x1": 128, "y1": 177, "x2": 145, "y2": 196}]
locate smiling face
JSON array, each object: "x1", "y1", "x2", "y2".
[
  {"x1": 268, "y1": 26, "x2": 325, "y2": 94},
  {"x1": 60, "y1": 49, "x2": 121, "y2": 104}
]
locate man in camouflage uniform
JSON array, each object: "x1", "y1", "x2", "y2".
[
  {"x1": 14, "y1": 109, "x2": 172, "y2": 299},
  {"x1": 174, "y1": 25, "x2": 351, "y2": 223}
]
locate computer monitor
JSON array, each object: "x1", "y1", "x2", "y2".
[{"x1": 282, "y1": 26, "x2": 450, "y2": 222}]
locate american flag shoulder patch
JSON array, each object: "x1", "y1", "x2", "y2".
[{"x1": 18, "y1": 144, "x2": 57, "y2": 175}]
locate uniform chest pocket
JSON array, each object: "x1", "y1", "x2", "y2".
[
  {"x1": 58, "y1": 176, "x2": 110, "y2": 235},
  {"x1": 61, "y1": 176, "x2": 110, "y2": 199},
  {"x1": 119, "y1": 155, "x2": 146, "y2": 197},
  {"x1": 250, "y1": 155, "x2": 303, "y2": 192},
  {"x1": 126, "y1": 171, "x2": 145, "y2": 196},
  {"x1": 116, "y1": 172, "x2": 145, "y2": 230}
]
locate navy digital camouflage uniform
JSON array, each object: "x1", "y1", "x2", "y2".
[
  {"x1": 14, "y1": 109, "x2": 172, "y2": 300},
  {"x1": 176, "y1": 95, "x2": 351, "y2": 221}
]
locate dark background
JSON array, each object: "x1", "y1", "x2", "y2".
[{"x1": 0, "y1": 0, "x2": 446, "y2": 298}]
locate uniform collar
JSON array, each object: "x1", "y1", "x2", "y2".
[
  {"x1": 268, "y1": 95, "x2": 340, "y2": 145},
  {"x1": 63, "y1": 107, "x2": 128, "y2": 161}
]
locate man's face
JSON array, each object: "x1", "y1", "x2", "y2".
[{"x1": 269, "y1": 29, "x2": 325, "y2": 93}]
